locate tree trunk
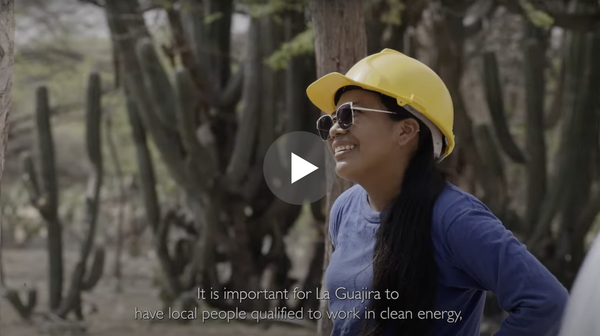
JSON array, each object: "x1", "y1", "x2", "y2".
[
  {"x1": 0, "y1": 0, "x2": 13, "y2": 180},
  {"x1": 308, "y1": 1, "x2": 367, "y2": 335},
  {"x1": 0, "y1": 0, "x2": 15, "y2": 322}
]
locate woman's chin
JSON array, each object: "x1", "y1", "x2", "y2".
[{"x1": 335, "y1": 161, "x2": 360, "y2": 181}]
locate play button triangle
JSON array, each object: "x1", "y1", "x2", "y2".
[
  {"x1": 291, "y1": 152, "x2": 319, "y2": 184},
  {"x1": 263, "y1": 131, "x2": 337, "y2": 204}
]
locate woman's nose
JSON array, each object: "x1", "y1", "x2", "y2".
[{"x1": 329, "y1": 119, "x2": 347, "y2": 139}]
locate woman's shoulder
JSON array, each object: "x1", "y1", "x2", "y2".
[
  {"x1": 333, "y1": 183, "x2": 363, "y2": 205},
  {"x1": 436, "y1": 181, "x2": 490, "y2": 208},
  {"x1": 330, "y1": 183, "x2": 364, "y2": 214},
  {"x1": 431, "y1": 183, "x2": 512, "y2": 264},
  {"x1": 432, "y1": 182, "x2": 494, "y2": 232}
]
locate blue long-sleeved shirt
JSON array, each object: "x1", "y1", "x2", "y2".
[{"x1": 324, "y1": 183, "x2": 569, "y2": 336}]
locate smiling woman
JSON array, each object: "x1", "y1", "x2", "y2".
[
  {"x1": 327, "y1": 89, "x2": 423, "y2": 188},
  {"x1": 306, "y1": 49, "x2": 569, "y2": 336}
]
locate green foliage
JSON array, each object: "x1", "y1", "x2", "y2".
[
  {"x1": 519, "y1": 0, "x2": 554, "y2": 29},
  {"x1": 364, "y1": 0, "x2": 405, "y2": 26},
  {"x1": 204, "y1": 12, "x2": 224, "y2": 25},
  {"x1": 242, "y1": 0, "x2": 306, "y2": 18},
  {"x1": 265, "y1": 23, "x2": 314, "y2": 70},
  {"x1": 152, "y1": 0, "x2": 173, "y2": 10},
  {"x1": 381, "y1": 0, "x2": 405, "y2": 26}
]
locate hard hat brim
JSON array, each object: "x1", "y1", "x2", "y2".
[
  {"x1": 306, "y1": 72, "x2": 408, "y2": 115},
  {"x1": 306, "y1": 72, "x2": 367, "y2": 114}
]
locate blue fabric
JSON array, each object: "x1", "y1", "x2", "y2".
[{"x1": 324, "y1": 183, "x2": 569, "y2": 336}]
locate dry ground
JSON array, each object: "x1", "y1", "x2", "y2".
[{"x1": 0, "y1": 248, "x2": 316, "y2": 336}]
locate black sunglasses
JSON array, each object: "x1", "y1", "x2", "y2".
[{"x1": 315, "y1": 102, "x2": 397, "y2": 140}]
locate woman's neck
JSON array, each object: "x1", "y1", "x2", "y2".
[{"x1": 360, "y1": 165, "x2": 407, "y2": 212}]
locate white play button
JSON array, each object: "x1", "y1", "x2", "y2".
[
  {"x1": 263, "y1": 131, "x2": 336, "y2": 205},
  {"x1": 291, "y1": 152, "x2": 318, "y2": 184}
]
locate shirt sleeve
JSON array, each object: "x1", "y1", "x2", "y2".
[{"x1": 444, "y1": 203, "x2": 569, "y2": 336}]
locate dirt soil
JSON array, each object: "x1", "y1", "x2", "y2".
[{"x1": 1, "y1": 248, "x2": 316, "y2": 336}]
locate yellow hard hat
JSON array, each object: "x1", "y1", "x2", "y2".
[{"x1": 306, "y1": 48, "x2": 455, "y2": 161}]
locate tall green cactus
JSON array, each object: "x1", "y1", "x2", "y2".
[
  {"x1": 16, "y1": 72, "x2": 106, "y2": 320},
  {"x1": 474, "y1": 123, "x2": 505, "y2": 181},
  {"x1": 136, "y1": 39, "x2": 178, "y2": 132},
  {"x1": 523, "y1": 34, "x2": 547, "y2": 235},
  {"x1": 34, "y1": 85, "x2": 63, "y2": 311},
  {"x1": 124, "y1": 87, "x2": 160, "y2": 232},
  {"x1": 181, "y1": 0, "x2": 234, "y2": 96},
  {"x1": 226, "y1": 17, "x2": 261, "y2": 185},
  {"x1": 55, "y1": 72, "x2": 106, "y2": 319},
  {"x1": 559, "y1": 31, "x2": 600, "y2": 275},
  {"x1": 530, "y1": 18, "x2": 590, "y2": 251},
  {"x1": 121, "y1": 81, "x2": 189, "y2": 303},
  {"x1": 473, "y1": 123, "x2": 506, "y2": 214},
  {"x1": 104, "y1": 0, "x2": 307, "y2": 315},
  {"x1": 480, "y1": 30, "x2": 549, "y2": 234},
  {"x1": 174, "y1": 68, "x2": 212, "y2": 189},
  {"x1": 482, "y1": 51, "x2": 527, "y2": 164},
  {"x1": 479, "y1": 1, "x2": 600, "y2": 288}
]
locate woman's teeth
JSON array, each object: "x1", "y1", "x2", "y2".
[{"x1": 334, "y1": 145, "x2": 356, "y2": 154}]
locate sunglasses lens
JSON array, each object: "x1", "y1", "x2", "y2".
[
  {"x1": 315, "y1": 104, "x2": 354, "y2": 140},
  {"x1": 337, "y1": 104, "x2": 353, "y2": 129},
  {"x1": 316, "y1": 115, "x2": 333, "y2": 140}
]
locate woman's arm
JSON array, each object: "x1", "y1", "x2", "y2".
[{"x1": 444, "y1": 204, "x2": 569, "y2": 336}]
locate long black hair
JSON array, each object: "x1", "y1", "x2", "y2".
[{"x1": 334, "y1": 86, "x2": 447, "y2": 336}]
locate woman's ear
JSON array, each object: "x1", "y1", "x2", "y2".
[{"x1": 396, "y1": 118, "x2": 420, "y2": 147}]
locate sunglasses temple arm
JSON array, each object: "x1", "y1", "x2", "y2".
[{"x1": 353, "y1": 107, "x2": 396, "y2": 114}]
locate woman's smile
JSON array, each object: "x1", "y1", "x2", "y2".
[{"x1": 333, "y1": 142, "x2": 358, "y2": 158}]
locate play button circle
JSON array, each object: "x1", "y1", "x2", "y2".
[{"x1": 263, "y1": 131, "x2": 337, "y2": 205}]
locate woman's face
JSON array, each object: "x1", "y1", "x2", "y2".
[{"x1": 328, "y1": 89, "x2": 414, "y2": 182}]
